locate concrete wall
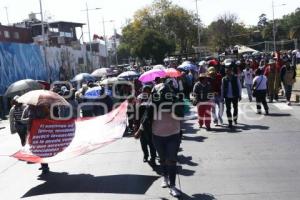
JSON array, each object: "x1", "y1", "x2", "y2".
[{"x1": 0, "y1": 42, "x2": 105, "y2": 95}]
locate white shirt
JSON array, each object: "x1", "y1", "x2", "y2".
[
  {"x1": 253, "y1": 75, "x2": 267, "y2": 90},
  {"x1": 243, "y1": 69, "x2": 254, "y2": 85},
  {"x1": 152, "y1": 112, "x2": 181, "y2": 137},
  {"x1": 296, "y1": 51, "x2": 300, "y2": 59}
]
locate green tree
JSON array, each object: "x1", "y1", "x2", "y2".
[
  {"x1": 118, "y1": 0, "x2": 200, "y2": 63},
  {"x1": 207, "y1": 13, "x2": 249, "y2": 51},
  {"x1": 258, "y1": 14, "x2": 269, "y2": 28},
  {"x1": 134, "y1": 29, "x2": 175, "y2": 64}
]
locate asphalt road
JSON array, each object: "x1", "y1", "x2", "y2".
[{"x1": 1, "y1": 91, "x2": 300, "y2": 200}]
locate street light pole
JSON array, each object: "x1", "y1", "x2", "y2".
[
  {"x1": 195, "y1": 0, "x2": 201, "y2": 53},
  {"x1": 81, "y1": 4, "x2": 101, "y2": 70},
  {"x1": 4, "y1": 7, "x2": 9, "y2": 25},
  {"x1": 112, "y1": 22, "x2": 118, "y2": 66},
  {"x1": 39, "y1": 0, "x2": 50, "y2": 81},
  {"x1": 272, "y1": 0, "x2": 276, "y2": 52},
  {"x1": 39, "y1": 0, "x2": 45, "y2": 44},
  {"x1": 272, "y1": 1, "x2": 286, "y2": 52},
  {"x1": 102, "y1": 17, "x2": 109, "y2": 67},
  {"x1": 86, "y1": 2, "x2": 92, "y2": 53}
]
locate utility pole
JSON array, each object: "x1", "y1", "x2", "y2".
[
  {"x1": 85, "y1": 2, "x2": 92, "y2": 53},
  {"x1": 272, "y1": 0, "x2": 276, "y2": 52},
  {"x1": 102, "y1": 17, "x2": 109, "y2": 67},
  {"x1": 113, "y1": 24, "x2": 118, "y2": 66},
  {"x1": 4, "y1": 7, "x2": 9, "y2": 25},
  {"x1": 195, "y1": 0, "x2": 201, "y2": 56},
  {"x1": 272, "y1": 1, "x2": 286, "y2": 52},
  {"x1": 39, "y1": 0, "x2": 50, "y2": 82},
  {"x1": 81, "y1": 4, "x2": 101, "y2": 70}
]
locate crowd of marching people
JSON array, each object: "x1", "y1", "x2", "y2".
[{"x1": 6, "y1": 48, "x2": 299, "y2": 197}]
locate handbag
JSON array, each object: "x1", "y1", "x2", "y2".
[{"x1": 252, "y1": 76, "x2": 263, "y2": 97}]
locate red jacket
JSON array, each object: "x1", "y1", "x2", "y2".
[{"x1": 210, "y1": 73, "x2": 222, "y2": 95}]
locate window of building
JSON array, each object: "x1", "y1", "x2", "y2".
[
  {"x1": 14, "y1": 32, "x2": 20, "y2": 39},
  {"x1": 4, "y1": 31, "x2": 10, "y2": 38},
  {"x1": 49, "y1": 27, "x2": 59, "y2": 33},
  {"x1": 0, "y1": 31, "x2": 2, "y2": 36}
]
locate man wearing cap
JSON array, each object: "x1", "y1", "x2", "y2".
[
  {"x1": 221, "y1": 63, "x2": 242, "y2": 128},
  {"x1": 199, "y1": 61, "x2": 208, "y2": 74},
  {"x1": 207, "y1": 67, "x2": 223, "y2": 126},
  {"x1": 193, "y1": 73, "x2": 213, "y2": 130}
]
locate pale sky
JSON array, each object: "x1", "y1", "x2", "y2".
[{"x1": 0, "y1": 0, "x2": 299, "y2": 40}]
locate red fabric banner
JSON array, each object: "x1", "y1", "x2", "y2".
[{"x1": 12, "y1": 101, "x2": 128, "y2": 163}]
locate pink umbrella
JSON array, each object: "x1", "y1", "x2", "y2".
[
  {"x1": 139, "y1": 69, "x2": 167, "y2": 83},
  {"x1": 165, "y1": 68, "x2": 182, "y2": 78}
]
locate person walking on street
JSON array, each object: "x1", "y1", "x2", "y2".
[
  {"x1": 135, "y1": 85, "x2": 157, "y2": 165},
  {"x1": 21, "y1": 105, "x2": 51, "y2": 174},
  {"x1": 264, "y1": 59, "x2": 280, "y2": 102},
  {"x1": 221, "y1": 64, "x2": 242, "y2": 129},
  {"x1": 253, "y1": 69, "x2": 269, "y2": 115},
  {"x1": 280, "y1": 62, "x2": 296, "y2": 105},
  {"x1": 207, "y1": 67, "x2": 223, "y2": 126},
  {"x1": 9, "y1": 96, "x2": 27, "y2": 146},
  {"x1": 192, "y1": 73, "x2": 213, "y2": 130},
  {"x1": 134, "y1": 82, "x2": 182, "y2": 197},
  {"x1": 243, "y1": 65, "x2": 254, "y2": 102}
]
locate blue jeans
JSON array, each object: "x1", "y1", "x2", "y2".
[
  {"x1": 152, "y1": 133, "x2": 181, "y2": 187},
  {"x1": 212, "y1": 96, "x2": 223, "y2": 124},
  {"x1": 245, "y1": 84, "x2": 253, "y2": 101},
  {"x1": 152, "y1": 134, "x2": 181, "y2": 162},
  {"x1": 284, "y1": 84, "x2": 293, "y2": 101}
]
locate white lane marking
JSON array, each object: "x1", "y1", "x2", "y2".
[
  {"x1": 272, "y1": 103, "x2": 293, "y2": 111},
  {"x1": 242, "y1": 89, "x2": 249, "y2": 99}
]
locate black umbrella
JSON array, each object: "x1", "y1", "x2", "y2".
[{"x1": 4, "y1": 79, "x2": 43, "y2": 97}]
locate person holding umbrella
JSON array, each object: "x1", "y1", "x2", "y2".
[
  {"x1": 21, "y1": 104, "x2": 51, "y2": 174},
  {"x1": 18, "y1": 90, "x2": 70, "y2": 174},
  {"x1": 9, "y1": 96, "x2": 28, "y2": 146}
]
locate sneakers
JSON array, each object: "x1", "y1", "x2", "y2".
[
  {"x1": 169, "y1": 186, "x2": 181, "y2": 197},
  {"x1": 161, "y1": 176, "x2": 169, "y2": 188},
  {"x1": 143, "y1": 157, "x2": 148, "y2": 163},
  {"x1": 149, "y1": 158, "x2": 156, "y2": 166}
]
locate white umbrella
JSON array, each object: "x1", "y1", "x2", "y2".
[
  {"x1": 99, "y1": 77, "x2": 119, "y2": 85},
  {"x1": 17, "y1": 90, "x2": 69, "y2": 106},
  {"x1": 152, "y1": 64, "x2": 166, "y2": 70},
  {"x1": 118, "y1": 71, "x2": 139, "y2": 79},
  {"x1": 91, "y1": 68, "x2": 114, "y2": 78}
]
